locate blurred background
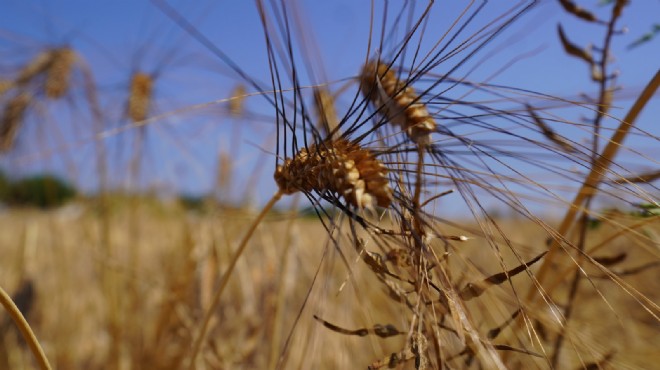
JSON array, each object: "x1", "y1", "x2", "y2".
[{"x1": 0, "y1": 0, "x2": 657, "y2": 212}]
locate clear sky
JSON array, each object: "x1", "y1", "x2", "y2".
[{"x1": 1, "y1": 0, "x2": 658, "y2": 214}]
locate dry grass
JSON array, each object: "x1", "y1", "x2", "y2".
[{"x1": 0, "y1": 204, "x2": 657, "y2": 369}]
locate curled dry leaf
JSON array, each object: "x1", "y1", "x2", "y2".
[
  {"x1": 526, "y1": 105, "x2": 575, "y2": 152},
  {"x1": 558, "y1": 0, "x2": 597, "y2": 22},
  {"x1": 557, "y1": 24, "x2": 594, "y2": 65},
  {"x1": 460, "y1": 251, "x2": 547, "y2": 300},
  {"x1": 313, "y1": 315, "x2": 403, "y2": 338}
]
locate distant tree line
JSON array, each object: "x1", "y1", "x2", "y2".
[{"x1": 0, "y1": 171, "x2": 76, "y2": 208}]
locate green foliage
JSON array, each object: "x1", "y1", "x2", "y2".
[
  {"x1": 628, "y1": 23, "x2": 660, "y2": 49},
  {"x1": 0, "y1": 170, "x2": 8, "y2": 201},
  {"x1": 178, "y1": 193, "x2": 207, "y2": 212},
  {"x1": 1, "y1": 174, "x2": 77, "y2": 208},
  {"x1": 636, "y1": 203, "x2": 660, "y2": 217}
]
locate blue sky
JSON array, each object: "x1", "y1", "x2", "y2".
[{"x1": 0, "y1": 0, "x2": 658, "y2": 214}]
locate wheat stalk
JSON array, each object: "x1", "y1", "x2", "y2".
[{"x1": 0, "y1": 285, "x2": 51, "y2": 370}]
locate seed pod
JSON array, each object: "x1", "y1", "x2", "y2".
[
  {"x1": 274, "y1": 139, "x2": 392, "y2": 209},
  {"x1": 360, "y1": 61, "x2": 436, "y2": 145},
  {"x1": 526, "y1": 105, "x2": 575, "y2": 153},
  {"x1": 557, "y1": 24, "x2": 594, "y2": 65},
  {"x1": 558, "y1": 0, "x2": 597, "y2": 22},
  {"x1": 613, "y1": 0, "x2": 629, "y2": 19},
  {"x1": 44, "y1": 48, "x2": 76, "y2": 99},
  {"x1": 128, "y1": 72, "x2": 153, "y2": 123}
]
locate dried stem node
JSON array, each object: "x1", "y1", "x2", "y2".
[
  {"x1": 274, "y1": 139, "x2": 392, "y2": 209},
  {"x1": 360, "y1": 61, "x2": 436, "y2": 145}
]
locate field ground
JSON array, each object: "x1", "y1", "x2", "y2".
[{"x1": 0, "y1": 200, "x2": 657, "y2": 369}]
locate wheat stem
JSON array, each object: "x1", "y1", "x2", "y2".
[
  {"x1": 0, "y1": 285, "x2": 51, "y2": 370},
  {"x1": 187, "y1": 190, "x2": 283, "y2": 370},
  {"x1": 527, "y1": 69, "x2": 660, "y2": 302}
]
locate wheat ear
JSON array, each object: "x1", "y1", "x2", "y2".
[
  {"x1": 360, "y1": 61, "x2": 436, "y2": 145},
  {"x1": 128, "y1": 72, "x2": 154, "y2": 123},
  {"x1": 44, "y1": 48, "x2": 76, "y2": 99},
  {"x1": 275, "y1": 139, "x2": 392, "y2": 209}
]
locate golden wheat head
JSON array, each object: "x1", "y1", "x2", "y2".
[
  {"x1": 128, "y1": 72, "x2": 154, "y2": 122},
  {"x1": 229, "y1": 83, "x2": 247, "y2": 117},
  {"x1": 274, "y1": 139, "x2": 392, "y2": 209},
  {"x1": 44, "y1": 48, "x2": 76, "y2": 99},
  {"x1": 15, "y1": 50, "x2": 54, "y2": 87},
  {"x1": 360, "y1": 60, "x2": 436, "y2": 145}
]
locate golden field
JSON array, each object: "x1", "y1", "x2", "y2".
[{"x1": 0, "y1": 200, "x2": 657, "y2": 369}]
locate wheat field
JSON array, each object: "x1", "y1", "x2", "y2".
[{"x1": 0, "y1": 1, "x2": 659, "y2": 369}]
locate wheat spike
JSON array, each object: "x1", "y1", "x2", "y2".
[
  {"x1": 15, "y1": 51, "x2": 54, "y2": 87},
  {"x1": 0, "y1": 80, "x2": 11, "y2": 96},
  {"x1": 313, "y1": 87, "x2": 339, "y2": 139},
  {"x1": 128, "y1": 72, "x2": 154, "y2": 123},
  {"x1": 0, "y1": 93, "x2": 31, "y2": 153},
  {"x1": 360, "y1": 61, "x2": 436, "y2": 145},
  {"x1": 44, "y1": 48, "x2": 76, "y2": 99},
  {"x1": 274, "y1": 139, "x2": 392, "y2": 209},
  {"x1": 228, "y1": 84, "x2": 246, "y2": 117}
]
